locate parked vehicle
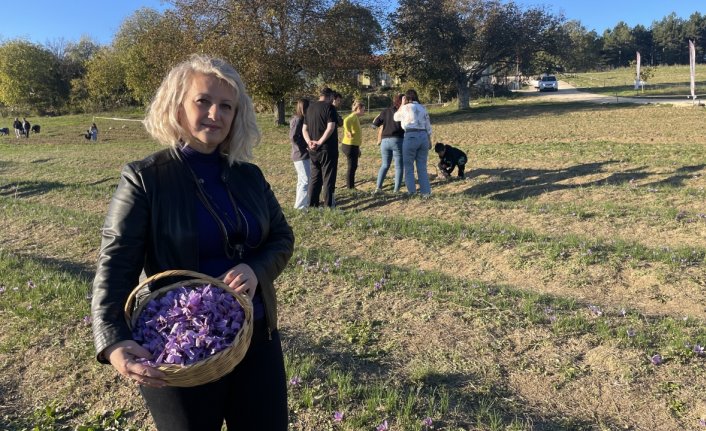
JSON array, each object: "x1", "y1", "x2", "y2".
[{"x1": 538, "y1": 75, "x2": 559, "y2": 91}]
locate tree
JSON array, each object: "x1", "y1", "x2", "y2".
[
  {"x1": 0, "y1": 39, "x2": 65, "y2": 113},
  {"x1": 601, "y1": 21, "x2": 635, "y2": 67},
  {"x1": 80, "y1": 47, "x2": 132, "y2": 111},
  {"x1": 684, "y1": 12, "x2": 706, "y2": 63},
  {"x1": 629, "y1": 24, "x2": 654, "y2": 66},
  {"x1": 312, "y1": 0, "x2": 383, "y2": 93},
  {"x1": 113, "y1": 8, "x2": 194, "y2": 105},
  {"x1": 169, "y1": 0, "x2": 325, "y2": 125},
  {"x1": 652, "y1": 13, "x2": 685, "y2": 65},
  {"x1": 560, "y1": 20, "x2": 603, "y2": 72},
  {"x1": 387, "y1": 0, "x2": 564, "y2": 109}
]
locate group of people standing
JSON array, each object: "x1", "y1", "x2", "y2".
[
  {"x1": 288, "y1": 87, "x2": 435, "y2": 209},
  {"x1": 13, "y1": 117, "x2": 31, "y2": 138}
]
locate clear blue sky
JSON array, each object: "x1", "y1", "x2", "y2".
[
  {"x1": 0, "y1": 0, "x2": 169, "y2": 46},
  {"x1": 1, "y1": 0, "x2": 704, "y2": 46},
  {"x1": 513, "y1": 0, "x2": 705, "y2": 33}
]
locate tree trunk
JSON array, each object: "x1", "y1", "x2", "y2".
[
  {"x1": 274, "y1": 99, "x2": 286, "y2": 125},
  {"x1": 457, "y1": 77, "x2": 470, "y2": 110}
]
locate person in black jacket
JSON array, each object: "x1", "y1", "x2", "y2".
[
  {"x1": 434, "y1": 142, "x2": 468, "y2": 179},
  {"x1": 90, "y1": 54, "x2": 294, "y2": 431},
  {"x1": 373, "y1": 93, "x2": 405, "y2": 193},
  {"x1": 22, "y1": 118, "x2": 30, "y2": 138}
]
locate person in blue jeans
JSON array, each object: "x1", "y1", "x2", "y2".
[
  {"x1": 393, "y1": 89, "x2": 432, "y2": 197},
  {"x1": 372, "y1": 93, "x2": 405, "y2": 193}
]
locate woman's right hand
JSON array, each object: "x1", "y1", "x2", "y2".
[{"x1": 105, "y1": 340, "x2": 166, "y2": 388}]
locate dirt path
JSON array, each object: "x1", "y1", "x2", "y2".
[{"x1": 517, "y1": 81, "x2": 701, "y2": 106}]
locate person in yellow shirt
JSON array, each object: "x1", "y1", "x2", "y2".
[{"x1": 341, "y1": 100, "x2": 365, "y2": 189}]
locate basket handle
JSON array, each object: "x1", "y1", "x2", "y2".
[{"x1": 124, "y1": 269, "x2": 224, "y2": 320}]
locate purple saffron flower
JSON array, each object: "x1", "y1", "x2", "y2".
[
  {"x1": 83, "y1": 315, "x2": 92, "y2": 325},
  {"x1": 422, "y1": 416, "x2": 433, "y2": 427},
  {"x1": 588, "y1": 305, "x2": 603, "y2": 317},
  {"x1": 376, "y1": 420, "x2": 389, "y2": 431},
  {"x1": 289, "y1": 376, "x2": 302, "y2": 386},
  {"x1": 651, "y1": 354, "x2": 663, "y2": 365},
  {"x1": 0, "y1": 286, "x2": 5, "y2": 293},
  {"x1": 27, "y1": 280, "x2": 36, "y2": 289},
  {"x1": 699, "y1": 418, "x2": 706, "y2": 426},
  {"x1": 132, "y1": 284, "x2": 245, "y2": 366},
  {"x1": 333, "y1": 411, "x2": 344, "y2": 422},
  {"x1": 374, "y1": 281, "x2": 382, "y2": 290},
  {"x1": 693, "y1": 344, "x2": 705, "y2": 356},
  {"x1": 334, "y1": 258, "x2": 341, "y2": 268},
  {"x1": 626, "y1": 328, "x2": 636, "y2": 338},
  {"x1": 619, "y1": 308, "x2": 627, "y2": 317}
]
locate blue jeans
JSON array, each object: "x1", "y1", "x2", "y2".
[
  {"x1": 402, "y1": 131, "x2": 431, "y2": 195},
  {"x1": 376, "y1": 137, "x2": 403, "y2": 191},
  {"x1": 293, "y1": 159, "x2": 310, "y2": 209}
]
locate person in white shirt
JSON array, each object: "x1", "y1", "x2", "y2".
[{"x1": 393, "y1": 89, "x2": 432, "y2": 197}]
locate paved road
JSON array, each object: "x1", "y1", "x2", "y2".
[{"x1": 516, "y1": 81, "x2": 702, "y2": 107}]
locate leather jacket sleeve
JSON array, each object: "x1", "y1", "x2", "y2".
[{"x1": 91, "y1": 163, "x2": 149, "y2": 362}]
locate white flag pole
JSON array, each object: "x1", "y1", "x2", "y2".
[
  {"x1": 689, "y1": 40, "x2": 696, "y2": 100},
  {"x1": 635, "y1": 52, "x2": 641, "y2": 91}
]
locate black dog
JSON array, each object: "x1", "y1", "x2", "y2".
[
  {"x1": 31, "y1": 124, "x2": 40, "y2": 133},
  {"x1": 0, "y1": 128, "x2": 8, "y2": 136}
]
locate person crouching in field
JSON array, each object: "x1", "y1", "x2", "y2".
[
  {"x1": 341, "y1": 100, "x2": 365, "y2": 189},
  {"x1": 434, "y1": 142, "x2": 468, "y2": 179}
]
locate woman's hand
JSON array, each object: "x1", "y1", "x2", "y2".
[
  {"x1": 105, "y1": 340, "x2": 166, "y2": 388},
  {"x1": 223, "y1": 263, "x2": 258, "y2": 299}
]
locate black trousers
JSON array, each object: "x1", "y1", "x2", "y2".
[
  {"x1": 140, "y1": 321, "x2": 288, "y2": 431},
  {"x1": 341, "y1": 144, "x2": 360, "y2": 189},
  {"x1": 308, "y1": 146, "x2": 338, "y2": 207}
]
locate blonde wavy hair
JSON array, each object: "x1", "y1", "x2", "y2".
[{"x1": 144, "y1": 54, "x2": 260, "y2": 164}]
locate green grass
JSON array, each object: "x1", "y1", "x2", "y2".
[
  {"x1": 1, "y1": 98, "x2": 706, "y2": 430},
  {"x1": 562, "y1": 64, "x2": 706, "y2": 97}
]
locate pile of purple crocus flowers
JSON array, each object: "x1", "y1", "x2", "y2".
[{"x1": 132, "y1": 284, "x2": 245, "y2": 366}]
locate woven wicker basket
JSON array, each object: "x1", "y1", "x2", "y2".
[{"x1": 124, "y1": 269, "x2": 253, "y2": 387}]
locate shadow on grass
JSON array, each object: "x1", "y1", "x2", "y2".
[
  {"x1": 461, "y1": 160, "x2": 656, "y2": 201},
  {"x1": 0, "y1": 180, "x2": 67, "y2": 198},
  {"x1": 644, "y1": 164, "x2": 706, "y2": 188}
]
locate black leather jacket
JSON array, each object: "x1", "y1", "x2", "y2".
[{"x1": 90, "y1": 147, "x2": 294, "y2": 362}]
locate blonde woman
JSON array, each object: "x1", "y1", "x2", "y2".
[
  {"x1": 341, "y1": 100, "x2": 366, "y2": 189},
  {"x1": 90, "y1": 54, "x2": 294, "y2": 430}
]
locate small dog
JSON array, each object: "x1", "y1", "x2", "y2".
[
  {"x1": 31, "y1": 124, "x2": 40, "y2": 133},
  {"x1": 0, "y1": 128, "x2": 8, "y2": 136}
]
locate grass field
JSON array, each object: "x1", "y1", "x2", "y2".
[
  {"x1": 1, "y1": 93, "x2": 706, "y2": 430},
  {"x1": 563, "y1": 64, "x2": 706, "y2": 98}
]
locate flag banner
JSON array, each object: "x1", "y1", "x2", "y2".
[
  {"x1": 689, "y1": 40, "x2": 696, "y2": 99},
  {"x1": 635, "y1": 52, "x2": 641, "y2": 89}
]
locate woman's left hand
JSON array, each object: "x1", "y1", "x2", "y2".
[{"x1": 222, "y1": 264, "x2": 258, "y2": 299}]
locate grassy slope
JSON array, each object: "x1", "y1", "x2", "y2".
[
  {"x1": 1, "y1": 95, "x2": 706, "y2": 430},
  {"x1": 562, "y1": 64, "x2": 706, "y2": 97}
]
